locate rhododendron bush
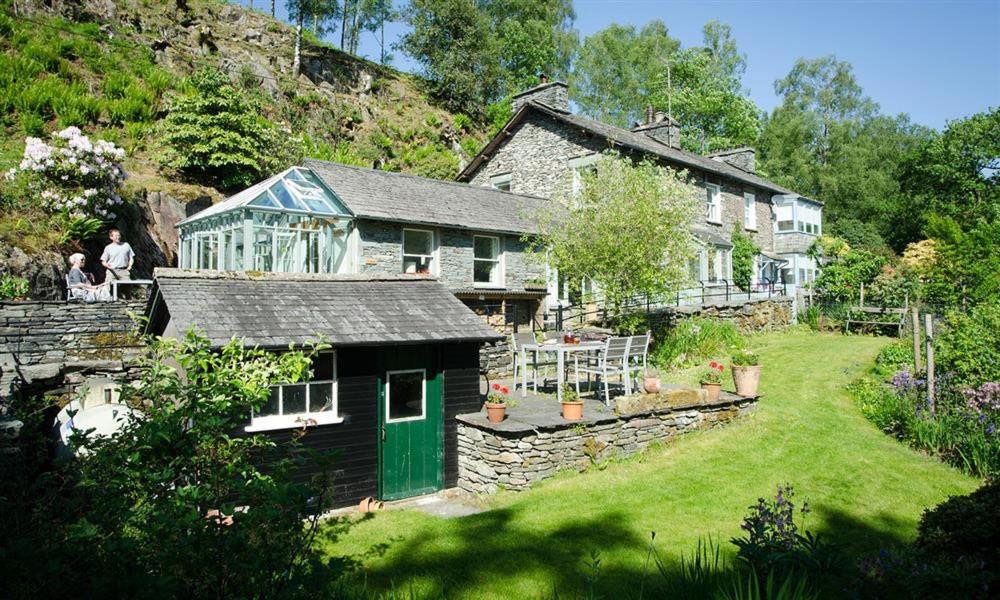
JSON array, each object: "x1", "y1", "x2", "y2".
[{"x1": 6, "y1": 126, "x2": 127, "y2": 223}]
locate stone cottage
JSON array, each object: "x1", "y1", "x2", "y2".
[
  {"x1": 176, "y1": 159, "x2": 559, "y2": 332},
  {"x1": 457, "y1": 80, "x2": 824, "y2": 291}
]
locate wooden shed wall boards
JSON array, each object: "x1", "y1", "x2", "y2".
[{"x1": 144, "y1": 269, "x2": 500, "y2": 507}]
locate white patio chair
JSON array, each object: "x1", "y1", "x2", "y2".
[
  {"x1": 626, "y1": 331, "x2": 651, "y2": 388},
  {"x1": 573, "y1": 336, "x2": 632, "y2": 405},
  {"x1": 510, "y1": 331, "x2": 536, "y2": 385}
]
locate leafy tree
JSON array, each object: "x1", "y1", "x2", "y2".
[
  {"x1": 758, "y1": 56, "x2": 933, "y2": 249},
  {"x1": 901, "y1": 108, "x2": 1000, "y2": 229},
  {"x1": 0, "y1": 330, "x2": 340, "y2": 598},
  {"x1": 163, "y1": 68, "x2": 299, "y2": 190},
  {"x1": 731, "y1": 230, "x2": 760, "y2": 291},
  {"x1": 481, "y1": 0, "x2": 577, "y2": 94},
  {"x1": 827, "y1": 218, "x2": 891, "y2": 255},
  {"x1": 400, "y1": 0, "x2": 502, "y2": 115},
  {"x1": 531, "y1": 152, "x2": 699, "y2": 328},
  {"x1": 571, "y1": 21, "x2": 679, "y2": 127},
  {"x1": 919, "y1": 216, "x2": 1000, "y2": 308}
]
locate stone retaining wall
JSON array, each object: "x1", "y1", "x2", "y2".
[
  {"x1": 0, "y1": 300, "x2": 147, "y2": 406},
  {"x1": 659, "y1": 296, "x2": 793, "y2": 333},
  {"x1": 456, "y1": 395, "x2": 756, "y2": 494}
]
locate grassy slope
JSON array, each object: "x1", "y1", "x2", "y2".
[{"x1": 320, "y1": 331, "x2": 979, "y2": 598}]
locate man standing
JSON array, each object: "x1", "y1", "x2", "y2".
[{"x1": 100, "y1": 228, "x2": 135, "y2": 281}]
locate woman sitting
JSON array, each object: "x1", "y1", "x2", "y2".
[{"x1": 67, "y1": 253, "x2": 111, "y2": 302}]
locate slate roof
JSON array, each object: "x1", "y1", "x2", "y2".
[
  {"x1": 145, "y1": 269, "x2": 502, "y2": 348},
  {"x1": 457, "y1": 101, "x2": 809, "y2": 199},
  {"x1": 303, "y1": 159, "x2": 555, "y2": 234}
]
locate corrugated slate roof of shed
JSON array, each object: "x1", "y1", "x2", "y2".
[
  {"x1": 146, "y1": 268, "x2": 502, "y2": 348},
  {"x1": 304, "y1": 159, "x2": 555, "y2": 234}
]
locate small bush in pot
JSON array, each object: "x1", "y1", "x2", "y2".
[
  {"x1": 731, "y1": 349, "x2": 761, "y2": 397},
  {"x1": 700, "y1": 361, "x2": 724, "y2": 402},
  {"x1": 561, "y1": 384, "x2": 584, "y2": 421},
  {"x1": 485, "y1": 383, "x2": 509, "y2": 423}
]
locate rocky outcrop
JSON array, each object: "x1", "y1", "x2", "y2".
[{"x1": 0, "y1": 246, "x2": 66, "y2": 301}]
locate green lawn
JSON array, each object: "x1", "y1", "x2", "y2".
[{"x1": 321, "y1": 331, "x2": 979, "y2": 598}]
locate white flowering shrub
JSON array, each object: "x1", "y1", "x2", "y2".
[{"x1": 6, "y1": 126, "x2": 127, "y2": 221}]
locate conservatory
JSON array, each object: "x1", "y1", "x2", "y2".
[{"x1": 177, "y1": 168, "x2": 355, "y2": 274}]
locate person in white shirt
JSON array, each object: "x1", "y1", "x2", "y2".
[{"x1": 100, "y1": 228, "x2": 134, "y2": 281}]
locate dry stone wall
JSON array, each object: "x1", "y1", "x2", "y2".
[
  {"x1": 0, "y1": 300, "x2": 147, "y2": 407},
  {"x1": 457, "y1": 394, "x2": 756, "y2": 494}
]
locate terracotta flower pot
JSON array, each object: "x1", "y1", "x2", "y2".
[
  {"x1": 644, "y1": 377, "x2": 662, "y2": 394},
  {"x1": 701, "y1": 382, "x2": 722, "y2": 402},
  {"x1": 561, "y1": 400, "x2": 584, "y2": 421},
  {"x1": 485, "y1": 401, "x2": 507, "y2": 423},
  {"x1": 732, "y1": 365, "x2": 761, "y2": 397}
]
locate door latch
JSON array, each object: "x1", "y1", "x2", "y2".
[{"x1": 381, "y1": 425, "x2": 386, "y2": 443}]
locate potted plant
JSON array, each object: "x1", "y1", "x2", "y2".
[
  {"x1": 560, "y1": 384, "x2": 584, "y2": 421},
  {"x1": 643, "y1": 368, "x2": 662, "y2": 394},
  {"x1": 700, "y1": 361, "x2": 725, "y2": 402},
  {"x1": 484, "y1": 383, "x2": 509, "y2": 423},
  {"x1": 525, "y1": 277, "x2": 548, "y2": 291},
  {"x1": 731, "y1": 349, "x2": 761, "y2": 397}
]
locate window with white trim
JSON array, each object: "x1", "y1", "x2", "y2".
[
  {"x1": 569, "y1": 154, "x2": 599, "y2": 197},
  {"x1": 490, "y1": 173, "x2": 512, "y2": 191},
  {"x1": 195, "y1": 232, "x2": 219, "y2": 269},
  {"x1": 385, "y1": 369, "x2": 426, "y2": 422},
  {"x1": 744, "y1": 192, "x2": 757, "y2": 230},
  {"x1": 247, "y1": 352, "x2": 340, "y2": 431},
  {"x1": 705, "y1": 184, "x2": 722, "y2": 223},
  {"x1": 402, "y1": 228, "x2": 435, "y2": 274},
  {"x1": 473, "y1": 235, "x2": 503, "y2": 286},
  {"x1": 776, "y1": 201, "x2": 795, "y2": 232}
]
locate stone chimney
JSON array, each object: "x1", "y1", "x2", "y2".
[
  {"x1": 707, "y1": 147, "x2": 756, "y2": 173},
  {"x1": 631, "y1": 108, "x2": 682, "y2": 149},
  {"x1": 511, "y1": 76, "x2": 570, "y2": 113}
]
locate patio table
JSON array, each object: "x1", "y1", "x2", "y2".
[{"x1": 520, "y1": 340, "x2": 604, "y2": 402}]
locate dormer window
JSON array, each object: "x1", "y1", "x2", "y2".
[{"x1": 490, "y1": 173, "x2": 512, "y2": 192}]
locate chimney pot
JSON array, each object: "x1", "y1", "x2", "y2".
[
  {"x1": 645, "y1": 105, "x2": 654, "y2": 125},
  {"x1": 653, "y1": 110, "x2": 666, "y2": 123},
  {"x1": 539, "y1": 73, "x2": 548, "y2": 84}
]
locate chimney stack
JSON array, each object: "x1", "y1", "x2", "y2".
[
  {"x1": 708, "y1": 147, "x2": 756, "y2": 173},
  {"x1": 511, "y1": 79, "x2": 570, "y2": 113},
  {"x1": 631, "y1": 112, "x2": 682, "y2": 149}
]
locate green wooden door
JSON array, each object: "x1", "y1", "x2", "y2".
[{"x1": 377, "y1": 347, "x2": 444, "y2": 501}]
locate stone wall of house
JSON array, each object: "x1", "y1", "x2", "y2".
[
  {"x1": 356, "y1": 220, "x2": 546, "y2": 291},
  {"x1": 465, "y1": 112, "x2": 778, "y2": 254},
  {"x1": 457, "y1": 394, "x2": 757, "y2": 493},
  {"x1": 0, "y1": 300, "x2": 147, "y2": 406}
]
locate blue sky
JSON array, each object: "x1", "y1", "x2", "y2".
[{"x1": 258, "y1": 0, "x2": 999, "y2": 130}]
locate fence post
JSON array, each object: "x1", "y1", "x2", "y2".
[
  {"x1": 925, "y1": 314, "x2": 935, "y2": 414},
  {"x1": 859, "y1": 282, "x2": 865, "y2": 308},
  {"x1": 556, "y1": 305, "x2": 563, "y2": 332},
  {"x1": 512, "y1": 303, "x2": 518, "y2": 334},
  {"x1": 911, "y1": 307, "x2": 922, "y2": 373}
]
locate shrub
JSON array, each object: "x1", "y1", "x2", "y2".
[
  {"x1": 5, "y1": 126, "x2": 127, "y2": 223},
  {"x1": 0, "y1": 331, "x2": 342, "y2": 598},
  {"x1": 651, "y1": 318, "x2": 746, "y2": 368},
  {"x1": 163, "y1": 68, "x2": 300, "y2": 190},
  {"x1": 874, "y1": 340, "x2": 915, "y2": 378},
  {"x1": 936, "y1": 302, "x2": 1000, "y2": 388},
  {"x1": 812, "y1": 248, "x2": 887, "y2": 303},
  {"x1": 0, "y1": 273, "x2": 29, "y2": 299},
  {"x1": 731, "y1": 231, "x2": 760, "y2": 291}
]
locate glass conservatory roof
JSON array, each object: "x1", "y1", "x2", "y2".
[{"x1": 177, "y1": 167, "x2": 352, "y2": 227}]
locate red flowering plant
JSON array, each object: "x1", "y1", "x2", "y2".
[
  {"x1": 486, "y1": 382, "x2": 510, "y2": 405},
  {"x1": 700, "y1": 361, "x2": 725, "y2": 385}
]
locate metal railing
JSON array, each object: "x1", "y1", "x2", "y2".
[{"x1": 552, "y1": 279, "x2": 788, "y2": 331}]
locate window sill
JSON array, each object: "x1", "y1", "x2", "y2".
[
  {"x1": 245, "y1": 413, "x2": 344, "y2": 432},
  {"x1": 706, "y1": 220, "x2": 723, "y2": 226},
  {"x1": 744, "y1": 227, "x2": 758, "y2": 232}
]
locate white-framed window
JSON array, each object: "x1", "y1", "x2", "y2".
[
  {"x1": 385, "y1": 369, "x2": 426, "y2": 423},
  {"x1": 246, "y1": 352, "x2": 341, "y2": 432},
  {"x1": 402, "y1": 228, "x2": 435, "y2": 275},
  {"x1": 569, "y1": 153, "x2": 600, "y2": 196},
  {"x1": 797, "y1": 203, "x2": 822, "y2": 235},
  {"x1": 776, "y1": 201, "x2": 795, "y2": 232},
  {"x1": 473, "y1": 235, "x2": 503, "y2": 287},
  {"x1": 490, "y1": 173, "x2": 512, "y2": 192},
  {"x1": 705, "y1": 183, "x2": 722, "y2": 224},
  {"x1": 744, "y1": 192, "x2": 757, "y2": 230}
]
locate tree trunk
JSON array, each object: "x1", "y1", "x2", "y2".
[
  {"x1": 312, "y1": 11, "x2": 318, "y2": 35},
  {"x1": 270, "y1": 0, "x2": 275, "y2": 17},
  {"x1": 340, "y1": 0, "x2": 350, "y2": 50},
  {"x1": 293, "y1": 14, "x2": 303, "y2": 76}
]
